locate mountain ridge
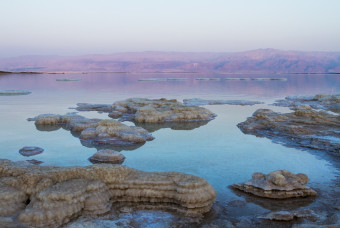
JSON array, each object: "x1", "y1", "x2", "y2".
[{"x1": 1, "y1": 49, "x2": 340, "y2": 73}]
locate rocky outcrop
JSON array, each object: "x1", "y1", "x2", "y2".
[
  {"x1": 273, "y1": 94, "x2": 340, "y2": 113},
  {"x1": 89, "y1": 149, "x2": 125, "y2": 164},
  {"x1": 0, "y1": 159, "x2": 216, "y2": 227},
  {"x1": 233, "y1": 170, "x2": 317, "y2": 199},
  {"x1": 183, "y1": 98, "x2": 263, "y2": 106},
  {"x1": 75, "y1": 103, "x2": 113, "y2": 112},
  {"x1": 75, "y1": 98, "x2": 216, "y2": 123},
  {"x1": 237, "y1": 107, "x2": 340, "y2": 156},
  {"x1": 29, "y1": 113, "x2": 154, "y2": 148}
]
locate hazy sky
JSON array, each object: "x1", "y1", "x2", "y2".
[{"x1": 1, "y1": 0, "x2": 340, "y2": 57}]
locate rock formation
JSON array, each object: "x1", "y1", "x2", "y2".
[
  {"x1": 237, "y1": 107, "x2": 340, "y2": 156},
  {"x1": 19, "y1": 146, "x2": 44, "y2": 156},
  {"x1": 259, "y1": 209, "x2": 318, "y2": 221},
  {"x1": 0, "y1": 159, "x2": 216, "y2": 227},
  {"x1": 75, "y1": 98, "x2": 216, "y2": 123},
  {"x1": 273, "y1": 94, "x2": 340, "y2": 113},
  {"x1": 29, "y1": 113, "x2": 154, "y2": 147},
  {"x1": 233, "y1": 170, "x2": 317, "y2": 199},
  {"x1": 89, "y1": 149, "x2": 125, "y2": 164}
]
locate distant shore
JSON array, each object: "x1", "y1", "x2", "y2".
[{"x1": 1, "y1": 70, "x2": 340, "y2": 75}]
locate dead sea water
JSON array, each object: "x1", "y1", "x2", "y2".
[{"x1": 1, "y1": 72, "x2": 340, "y2": 226}]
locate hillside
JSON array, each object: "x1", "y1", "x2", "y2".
[{"x1": 0, "y1": 49, "x2": 340, "y2": 73}]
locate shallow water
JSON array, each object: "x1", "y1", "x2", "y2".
[{"x1": 1, "y1": 72, "x2": 340, "y2": 225}]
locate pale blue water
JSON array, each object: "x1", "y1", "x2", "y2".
[{"x1": 0, "y1": 73, "x2": 339, "y2": 210}]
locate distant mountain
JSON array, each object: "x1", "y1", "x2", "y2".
[{"x1": 1, "y1": 49, "x2": 340, "y2": 73}]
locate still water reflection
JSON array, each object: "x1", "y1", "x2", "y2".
[{"x1": 0, "y1": 73, "x2": 339, "y2": 206}]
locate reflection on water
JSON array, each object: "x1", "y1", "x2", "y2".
[
  {"x1": 230, "y1": 187, "x2": 316, "y2": 211},
  {"x1": 1, "y1": 72, "x2": 340, "y2": 224},
  {"x1": 134, "y1": 120, "x2": 210, "y2": 133}
]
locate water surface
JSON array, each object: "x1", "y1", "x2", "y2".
[{"x1": 1, "y1": 72, "x2": 340, "y2": 224}]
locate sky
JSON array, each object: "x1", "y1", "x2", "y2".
[{"x1": 1, "y1": 0, "x2": 340, "y2": 57}]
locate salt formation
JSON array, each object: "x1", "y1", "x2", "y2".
[
  {"x1": 0, "y1": 89, "x2": 31, "y2": 95},
  {"x1": 196, "y1": 78, "x2": 220, "y2": 80},
  {"x1": 183, "y1": 98, "x2": 263, "y2": 106},
  {"x1": 29, "y1": 113, "x2": 154, "y2": 147},
  {"x1": 237, "y1": 107, "x2": 340, "y2": 156},
  {"x1": 225, "y1": 77, "x2": 287, "y2": 81},
  {"x1": 89, "y1": 149, "x2": 125, "y2": 164},
  {"x1": 19, "y1": 146, "x2": 44, "y2": 156},
  {"x1": 273, "y1": 94, "x2": 340, "y2": 113},
  {"x1": 76, "y1": 98, "x2": 216, "y2": 123},
  {"x1": 26, "y1": 159, "x2": 43, "y2": 165},
  {"x1": 233, "y1": 170, "x2": 317, "y2": 199},
  {"x1": 138, "y1": 78, "x2": 188, "y2": 81},
  {"x1": 259, "y1": 210, "x2": 318, "y2": 221},
  {"x1": 56, "y1": 78, "x2": 81, "y2": 81},
  {"x1": 0, "y1": 159, "x2": 216, "y2": 227}
]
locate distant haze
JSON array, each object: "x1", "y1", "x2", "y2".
[
  {"x1": 1, "y1": 49, "x2": 340, "y2": 73},
  {"x1": 1, "y1": 0, "x2": 340, "y2": 58}
]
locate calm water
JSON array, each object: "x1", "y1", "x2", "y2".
[{"x1": 1, "y1": 72, "x2": 340, "y2": 221}]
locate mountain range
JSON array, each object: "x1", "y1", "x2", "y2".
[{"x1": 1, "y1": 49, "x2": 340, "y2": 73}]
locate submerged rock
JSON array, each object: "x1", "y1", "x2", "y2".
[
  {"x1": 89, "y1": 149, "x2": 125, "y2": 164},
  {"x1": 19, "y1": 146, "x2": 44, "y2": 156},
  {"x1": 232, "y1": 170, "x2": 317, "y2": 199},
  {"x1": 183, "y1": 98, "x2": 263, "y2": 106},
  {"x1": 26, "y1": 159, "x2": 43, "y2": 165},
  {"x1": 0, "y1": 89, "x2": 31, "y2": 96},
  {"x1": 225, "y1": 77, "x2": 287, "y2": 81},
  {"x1": 76, "y1": 103, "x2": 113, "y2": 112},
  {"x1": 252, "y1": 78, "x2": 287, "y2": 81},
  {"x1": 138, "y1": 78, "x2": 188, "y2": 81},
  {"x1": 196, "y1": 78, "x2": 220, "y2": 80},
  {"x1": 273, "y1": 94, "x2": 340, "y2": 113},
  {"x1": 29, "y1": 113, "x2": 154, "y2": 148},
  {"x1": 0, "y1": 159, "x2": 216, "y2": 227},
  {"x1": 259, "y1": 209, "x2": 318, "y2": 221},
  {"x1": 56, "y1": 78, "x2": 81, "y2": 81},
  {"x1": 237, "y1": 107, "x2": 340, "y2": 156}
]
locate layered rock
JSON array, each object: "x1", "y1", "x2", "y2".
[
  {"x1": 75, "y1": 98, "x2": 216, "y2": 123},
  {"x1": 237, "y1": 107, "x2": 340, "y2": 156},
  {"x1": 0, "y1": 159, "x2": 216, "y2": 227},
  {"x1": 233, "y1": 170, "x2": 317, "y2": 199},
  {"x1": 89, "y1": 149, "x2": 126, "y2": 164},
  {"x1": 273, "y1": 94, "x2": 340, "y2": 113},
  {"x1": 0, "y1": 179, "x2": 27, "y2": 217},
  {"x1": 29, "y1": 113, "x2": 154, "y2": 147}
]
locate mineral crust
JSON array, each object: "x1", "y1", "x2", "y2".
[
  {"x1": 237, "y1": 107, "x2": 340, "y2": 156},
  {"x1": 29, "y1": 113, "x2": 154, "y2": 147},
  {"x1": 233, "y1": 170, "x2": 317, "y2": 199},
  {"x1": 75, "y1": 98, "x2": 216, "y2": 123},
  {"x1": 0, "y1": 159, "x2": 216, "y2": 228}
]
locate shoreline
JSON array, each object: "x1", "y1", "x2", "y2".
[{"x1": 1, "y1": 70, "x2": 340, "y2": 75}]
